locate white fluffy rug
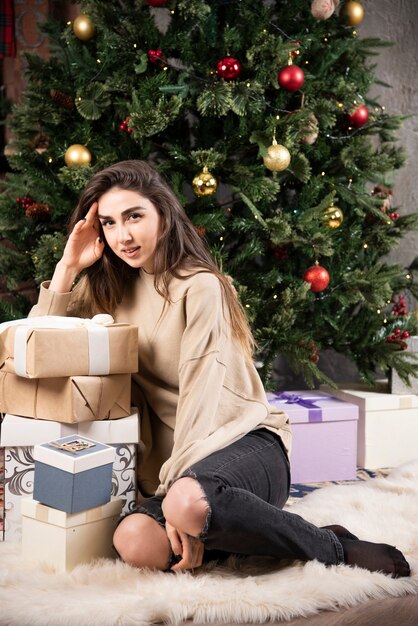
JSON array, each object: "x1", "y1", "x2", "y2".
[{"x1": 1, "y1": 461, "x2": 418, "y2": 626}]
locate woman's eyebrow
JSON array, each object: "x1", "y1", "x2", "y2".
[{"x1": 97, "y1": 206, "x2": 148, "y2": 220}]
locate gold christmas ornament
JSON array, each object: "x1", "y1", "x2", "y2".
[
  {"x1": 192, "y1": 166, "x2": 218, "y2": 197},
  {"x1": 64, "y1": 144, "x2": 92, "y2": 167},
  {"x1": 263, "y1": 138, "x2": 291, "y2": 172},
  {"x1": 323, "y1": 204, "x2": 344, "y2": 228},
  {"x1": 339, "y1": 1, "x2": 364, "y2": 26},
  {"x1": 73, "y1": 14, "x2": 96, "y2": 41}
]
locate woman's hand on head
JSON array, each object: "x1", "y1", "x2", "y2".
[
  {"x1": 165, "y1": 521, "x2": 204, "y2": 571},
  {"x1": 49, "y1": 202, "x2": 105, "y2": 293},
  {"x1": 61, "y1": 202, "x2": 105, "y2": 273}
]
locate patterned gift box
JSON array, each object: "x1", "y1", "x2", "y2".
[
  {"x1": 0, "y1": 412, "x2": 140, "y2": 541},
  {"x1": 21, "y1": 496, "x2": 123, "y2": 572},
  {"x1": 321, "y1": 383, "x2": 418, "y2": 468},
  {"x1": 266, "y1": 391, "x2": 359, "y2": 483}
]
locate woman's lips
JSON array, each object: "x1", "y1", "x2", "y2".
[{"x1": 122, "y1": 246, "x2": 141, "y2": 257}]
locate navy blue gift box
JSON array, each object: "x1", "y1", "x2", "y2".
[{"x1": 33, "y1": 435, "x2": 115, "y2": 514}]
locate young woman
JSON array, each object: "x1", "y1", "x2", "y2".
[{"x1": 31, "y1": 160, "x2": 410, "y2": 577}]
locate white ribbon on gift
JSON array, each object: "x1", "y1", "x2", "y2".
[{"x1": 0, "y1": 314, "x2": 121, "y2": 377}]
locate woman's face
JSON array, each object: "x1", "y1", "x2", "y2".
[{"x1": 97, "y1": 187, "x2": 161, "y2": 273}]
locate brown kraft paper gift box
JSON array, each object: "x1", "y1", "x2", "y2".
[
  {"x1": 0, "y1": 321, "x2": 138, "y2": 378},
  {"x1": 0, "y1": 372, "x2": 132, "y2": 423}
]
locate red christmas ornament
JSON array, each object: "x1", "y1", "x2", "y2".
[
  {"x1": 303, "y1": 263, "x2": 330, "y2": 292},
  {"x1": 348, "y1": 104, "x2": 369, "y2": 128},
  {"x1": 216, "y1": 56, "x2": 241, "y2": 80},
  {"x1": 277, "y1": 64, "x2": 304, "y2": 92},
  {"x1": 145, "y1": 0, "x2": 169, "y2": 6}
]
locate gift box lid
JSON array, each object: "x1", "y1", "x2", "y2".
[
  {"x1": 33, "y1": 435, "x2": 115, "y2": 473},
  {"x1": 266, "y1": 390, "x2": 358, "y2": 424},
  {"x1": 21, "y1": 496, "x2": 123, "y2": 528},
  {"x1": 320, "y1": 383, "x2": 418, "y2": 411},
  {"x1": 0, "y1": 412, "x2": 140, "y2": 447}
]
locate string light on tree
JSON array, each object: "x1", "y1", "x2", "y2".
[
  {"x1": 277, "y1": 54, "x2": 305, "y2": 92},
  {"x1": 192, "y1": 166, "x2": 218, "y2": 197},
  {"x1": 72, "y1": 14, "x2": 96, "y2": 41},
  {"x1": 263, "y1": 131, "x2": 291, "y2": 172},
  {"x1": 64, "y1": 144, "x2": 92, "y2": 167},
  {"x1": 339, "y1": 1, "x2": 365, "y2": 26},
  {"x1": 290, "y1": 40, "x2": 301, "y2": 58},
  {"x1": 216, "y1": 56, "x2": 241, "y2": 80},
  {"x1": 303, "y1": 261, "x2": 330, "y2": 292}
]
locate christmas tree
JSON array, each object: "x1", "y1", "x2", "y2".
[{"x1": 1, "y1": 0, "x2": 418, "y2": 388}]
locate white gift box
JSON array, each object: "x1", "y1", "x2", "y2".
[
  {"x1": 321, "y1": 383, "x2": 418, "y2": 468},
  {"x1": 21, "y1": 496, "x2": 123, "y2": 572},
  {"x1": 391, "y1": 336, "x2": 418, "y2": 394},
  {"x1": 0, "y1": 412, "x2": 140, "y2": 541}
]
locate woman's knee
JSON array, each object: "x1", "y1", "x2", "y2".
[
  {"x1": 162, "y1": 476, "x2": 210, "y2": 537},
  {"x1": 113, "y1": 513, "x2": 170, "y2": 570}
]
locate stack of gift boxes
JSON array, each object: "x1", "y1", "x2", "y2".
[
  {"x1": 0, "y1": 315, "x2": 141, "y2": 557},
  {"x1": 22, "y1": 435, "x2": 123, "y2": 572}
]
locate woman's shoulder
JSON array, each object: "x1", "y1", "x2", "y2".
[{"x1": 169, "y1": 269, "x2": 221, "y2": 301}]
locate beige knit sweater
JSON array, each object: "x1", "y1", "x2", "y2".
[{"x1": 31, "y1": 270, "x2": 291, "y2": 496}]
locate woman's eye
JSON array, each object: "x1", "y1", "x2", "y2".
[
  {"x1": 128, "y1": 212, "x2": 142, "y2": 220},
  {"x1": 101, "y1": 220, "x2": 114, "y2": 227}
]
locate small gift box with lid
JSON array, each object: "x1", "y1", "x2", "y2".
[
  {"x1": 321, "y1": 383, "x2": 418, "y2": 468},
  {"x1": 266, "y1": 391, "x2": 359, "y2": 483},
  {"x1": 33, "y1": 435, "x2": 115, "y2": 513}
]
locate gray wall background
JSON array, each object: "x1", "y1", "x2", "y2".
[{"x1": 273, "y1": 0, "x2": 418, "y2": 389}]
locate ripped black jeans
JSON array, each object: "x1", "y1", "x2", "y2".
[{"x1": 132, "y1": 428, "x2": 344, "y2": 567}]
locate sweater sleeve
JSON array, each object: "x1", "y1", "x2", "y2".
[
  {"x1": 28, "y1": 281, "x2": 73, "y2": 317},
  {"x1": 157, "y1": 274, "x2": 229, "y2": 492}
]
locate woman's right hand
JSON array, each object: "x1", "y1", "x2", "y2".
[
  {"x1": 61, "y1": 202, "x2": 105, "y2": 273},
  {"x1": 49, "y1": 202, "x2": 105, "y2": 293}
]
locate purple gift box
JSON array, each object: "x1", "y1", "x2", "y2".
[{"x1": 267, "y1": 391, "x2": 359, "y2": 483}]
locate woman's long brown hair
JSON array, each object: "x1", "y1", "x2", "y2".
[{"x1": 68, "y1": 160, "x2": 255, "y2": 360}]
